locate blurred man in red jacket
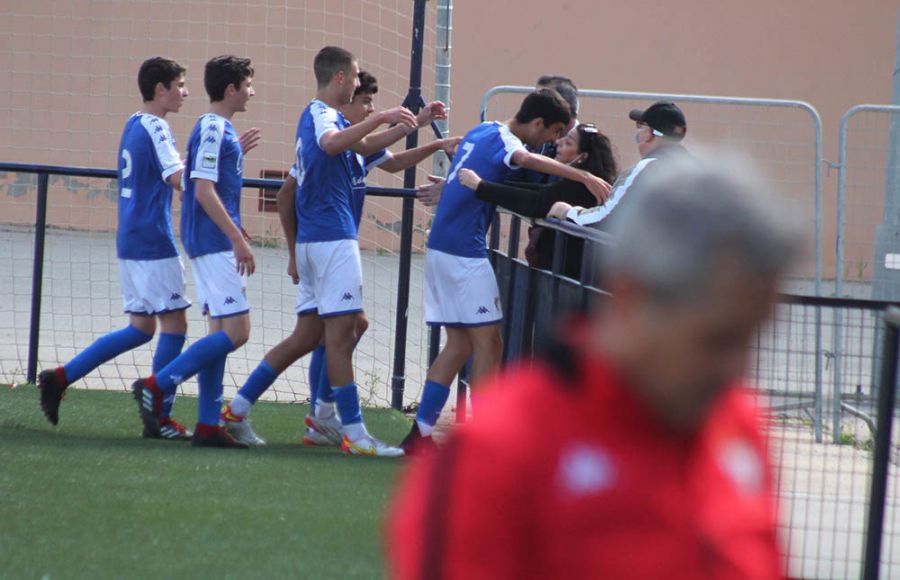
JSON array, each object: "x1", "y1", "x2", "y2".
[{"x1": 387, "y1": 153, "x2": 802, "y2": 580}]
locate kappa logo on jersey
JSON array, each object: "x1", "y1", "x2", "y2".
[
  {"x1": 204, "y1": 134, "x2": 218, "y2": 144},
  {"x1": 153, "y1": 124, "x2": 164, "y2": 133},
  {"x1": 224, "y1": 296, "x2": 236, "y2": 305},
  {"x1": 341, "y1": 292, "x2": 354, "y2": 301},
  {"x1": 158, "y1": 135, "x2": 167, "y2": 144},
  {"x1": 202, "y1": 153, "x2": 217, "y2": 169}
]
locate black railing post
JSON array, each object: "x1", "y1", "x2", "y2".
[
  {"x1": 390, "y1": 0, "x2": 428, "y2": 411},
  {"x1": 27, "y1": 172, "x2": 50, "y2": 384},
  {"x1": 863, "y1": 306, "x2": 900, "y2": 580}
]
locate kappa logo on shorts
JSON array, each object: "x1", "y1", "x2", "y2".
[
  {"x1": 170, "y1": 293, "x2": 182, "y2": 301},
  {"x1": 341, "y1": 292, "x2": 354, "y2": 301},
  {"x1": 477, "y1": 306, "x2": 490, "y2": 315},
  {"x1": 224, "y1": 296, "x2": 236, "y2": 305}
]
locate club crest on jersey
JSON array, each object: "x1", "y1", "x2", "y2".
[{"x1": 202, "y1": 153, "x2": 217, "y2": 169}]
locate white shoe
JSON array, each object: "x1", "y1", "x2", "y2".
[
  {"x1": 306, "y1": 414, "x2": 343, "y2": 445},
  {"x1": 341, "y1": 434, "x2": 405, "y2": 457},
  {"x1": 223, "y1": 416, "x2": 266, "y2": 446},
  {"x1": 302, "y1": 427, "x2": 336, "y2": 446}
]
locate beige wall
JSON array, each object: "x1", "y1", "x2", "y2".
[{"x1": 1, "y1": 0, "x2": 897, "y2": 276}]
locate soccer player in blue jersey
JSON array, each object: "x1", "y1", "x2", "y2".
[
  {"x1": 218, "y1": 47, "x2": 431, "y2": 456},
  {"x1": 131, "y1": 55, "x2": 259, "y2": 448},
  {"x1": 37, "y1": 57, "x2": 193, "y2": 438},
  {"x1": 220, "y1": 69, "x2": 456, "y2": 448},
  {"x1": 401, "y1": 88, "x2": 613, "y2": 454}
]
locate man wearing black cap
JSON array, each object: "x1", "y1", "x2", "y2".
[{"x1": 548, "y1": 101, "x2": 689, "y2": 229}]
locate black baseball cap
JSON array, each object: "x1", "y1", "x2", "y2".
[{"x1": 628, "y1": 101, "x2": 687, "y2": 139}]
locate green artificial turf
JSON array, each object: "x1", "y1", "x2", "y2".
[{"x1": 0, "y1": 385, "x2": 411, "y2": 579}]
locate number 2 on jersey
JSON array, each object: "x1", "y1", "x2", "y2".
[
  {"x1": 120, "y1": 149, "x2": 133, "y2": 198},
  {"x1": 446, "y1": 142, "x2": 475, "y2": 183}
]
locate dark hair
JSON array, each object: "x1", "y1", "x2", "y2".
[
  {"x1": 573, "y1": 124, "x2": 618, "y2": 184},
  {"x1": 314, "y1": 46, "x2": 356, "y2": 88},
  {"x1": 137, "y1": 57, "x2": 186, "y2": 102},
  {"x1": 536, "y1": 75, "x2": 578, "y2": 117},
  {"x1": 354, "y1": 70, "x2": 378, "y2": 98},
  {"x1": 514, "y1": 88, "x2": 572, "y2": 128},
  {"x1": 204, "y1": 55, "x2": 254, "y2": 102}
]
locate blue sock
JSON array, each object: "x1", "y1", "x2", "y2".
[
  {"x1": 197, "y1": 354, "x2": 227, "y2": 426},
  {"x1": 309, "y1": 345, "x2": 325, "y2": 413},
  {"x1": 416, "y1": 380, "x2": 451, "y2": 434},
  {"x1": 237, "y1": 361, "x2": 278, "y2": 405},
  {"x1": 333, "y1": 383, "x2": 362, "y2": 426},
  {"x1": 64, "y1": 325, "x2": 152, "y2": 384},
  {"x1": 155, "y1": 331, "x2": 234, "y2": 398},
  {"x1": 154, "y1": 333, "x2": 186, "y2": 418},
  {"x1": 317, "y1": 350, "x2": 334, "y2": 404}
]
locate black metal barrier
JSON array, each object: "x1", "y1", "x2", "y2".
[{"x1": 488, "y1": 210, "x2": 900, "y2": 579}]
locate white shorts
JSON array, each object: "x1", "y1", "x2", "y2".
[
  {"x1": 295, "y1": 239, "x2": 364, "y2": 318},
  {"x1": 425, "y1": 249, "x2": 502, "y2": 327},
  {"x1": 191, "y1": 251, "x2": 249, "y2": 318},
  {"x1": 119, "y1": 256, "x2": 191, "y2": 315}
]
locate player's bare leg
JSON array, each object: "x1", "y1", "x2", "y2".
[{"x1": 466, "y1": 324, "x2": 503, "y2": 384}]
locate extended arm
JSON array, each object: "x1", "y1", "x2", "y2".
[
  {"x1": 379, "y1": 137, "x2": 461, "y2": 173},
  {"x1": 511, "y1": 150, "x2": 612, "y2": 203}
]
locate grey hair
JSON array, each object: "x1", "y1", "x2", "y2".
[{"x1": 602, "y1": 152, "x2": 805, "y2": 304}]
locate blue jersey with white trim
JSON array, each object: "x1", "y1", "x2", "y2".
[
  {"x1": 294, "y1": 100, "x2": 361, "y2": 243},
  {"x1": 116, "y1": 113, "x2": 184, "y2": 260},
  {"x1": 350, "y1": 149, "x2": 391, "y2": 228},
  {"x1": 181, "y1": 113, "x2": 244, "y2": 259},
  {"x1": 427, "y1": 122, "x2": 527, "y2": 258}
]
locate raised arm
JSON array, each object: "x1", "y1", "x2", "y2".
[
  {"x1": 319, "y1": 107, "x2": 418, "y2": 157},
  {"x1": 511, "y1": 150, "x2": 612, "y2": 203},
  {"x1": 379, "y1": 137, "x2": 461, "y2": 174}
]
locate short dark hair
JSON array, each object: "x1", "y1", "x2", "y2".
[
  {"x1": 314, "y1": 46, "x2": 356, "y2": 88},
  {"x1": 536, "y1": 75, "x2": 578, "y2": 117},
  {"x1": 514, "y1": 88, "x2": 572, "y2": 128},
  {"x1": 137, "y1": 57, "x2": 186, "y2": 102},
  {"x1": 573, "y1": 124, "x2": 618, "y2": 184},
  {"x1": 354, "y1": 70, "x2": 378, "y2": 98},
  {"x1": 204, "y1": 55, "x2": 254, "y2": 102}
]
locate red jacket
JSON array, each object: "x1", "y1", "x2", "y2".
[{"x1": 387, "y1": 348, "x2": 782, "y2": 580}]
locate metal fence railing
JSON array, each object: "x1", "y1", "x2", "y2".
[{"x1": 488, "y1": 209, "x2": 900, "y2": 579}]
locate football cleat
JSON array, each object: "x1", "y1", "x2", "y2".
[
  {"x1": 132, "y1": 378, "x2": 163, "y2": 438},
  {"x1": 153, "y1": 416, "x2": 193, "y2": 440},
  {"x1": 38, "y1": 368, "x2": 68, "y2": 426},
  {"x1": 191, "y1": 424, "x2": 249, "y2": 449},
  {"x1": 306, "y1": 413, "x2": 344, "y2": 445},
  {"x1": 302, "y1": 427, "x2": 336, "y2": 446},
  {"x1": 222, "y1": 414, "x2": 266, "y2": 447},
  {"x1": 400, "y1": 422, "x2": 438, "y2": 456},
  {"x1": 341, "y1": 434, "x2": 405, "y2": 457}
]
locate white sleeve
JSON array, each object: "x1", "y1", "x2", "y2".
[
  {"x1": 498, "y1": 124, "x2": 527, "y2": 169},
  {"x1": 313, "y1": 103, "x2": 341, "y2": 148},
  {"x1": 289, "y1": 136, "x2": 303, "y2": 181},
  {"x1": 574, "y1": 158, "x2": 656, "y2": 227},
  {"x1": 141, "y1": 116, "x2": 184, "y2": 181},
  {"x1": 190, "y1": 116, "x2": 226, "y2": 183},
  {"x1": 365, "y1": 150, "x2": 392, "y2": 174}
]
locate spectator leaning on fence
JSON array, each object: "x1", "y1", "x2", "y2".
[
  {"x1": 548, "y1": 101, "x2": 689, "y2": 230},
  {"x1": 387, "y1": 153, "x2": 803, "y2": 580}
]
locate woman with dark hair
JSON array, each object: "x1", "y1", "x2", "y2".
[{"x1": 457, "y1": 123, "x2": 617, "y2": 273}]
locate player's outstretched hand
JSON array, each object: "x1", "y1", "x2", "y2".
[
  {"x1": 439, "y1": 136, "x2": 462, "y2": 157},
  {"x1": 582, "y1": 173, "x2": 612, "y2": 204},
  {"x1": 239, "y1": 128, "x2": 262, "y2": 155},
  {"x1": 417, "y1": 101, "x2": 448, "y2": 126},
  {"x1": 380, "y1": 106, "x2": 418, "y2": 130},
  {"x1": 234, "y1": 237, "x2": 256, "y2": 276},
  {"x1": 416, "y1": 175, "x2": 445, "y2": 207},
  {"x1": 458, "y1": 168, "x2": 481, "y2": 191},
  {"x1": 287, "y1": 254, "x2": 299, "y2": 285}
]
